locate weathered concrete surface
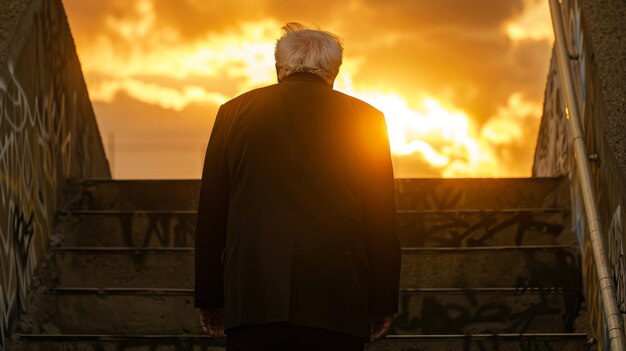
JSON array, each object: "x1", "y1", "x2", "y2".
[
  {"x1": 54, "y1": 250, "x2": 195, "y2": 288},
  {"x1": 534, "y1": 0, "x2": 626, "y2": 176},
  {"x1": 67, "y1": 180, "x2": 200, "y2": 211},
  {"x1": 57, "y1": 209, "x2": 572, "y2": 248},
  {"x1": 398, "y1": 210, "x2": 574, "y2": 247},
  {"x1": 11, "y1": 335, "x2": 590, "y2": 351},
  {"x1": 57, "y1": 213, "x2": 197, "y2": 247},
  {"x1": 533, "y1": 0, "x2": 626, "y2": 347},
  {"x1": 394, "y1": 291, "x2": 579, "y2": 334},
  {"x1": 26, "y1": 294, "x2": 202, "y2": 335},
  {"x1": 0, "y1": 0, "x2": 27, "y2": 68},
  {"x1": 53, "y1": 178, "x2": 574, "y2": 250},
  {"x1": 367, "y1": 336, "x2": 589, "y2": 351},
  {"x1": 14, "y1": 341, "x2": 225, "y2": 351},
  {"x1": 11, "y1": 177, "x2": 589, "y2": 350},
  {"x1": 0, "y1": 0, "x2": 110, "y2": 348},
  {"x1": 579, "y1": 0, "x2": 626, "y2": 177},
  {"x1": 67, "y1": 178, "x2": 568, "y2": 212},
  {"x1": 52, "y1": 247, "x2": 579, "y2": 290},
  {"x1": 395, "y1": 178, "x2": 568, "y2": 210},
  {"x1": 400, "y1": 248, "x2": 581, "y2": 289},
  {"x1": 15, "y1": 291, "x2": 575, "y2": 335}
]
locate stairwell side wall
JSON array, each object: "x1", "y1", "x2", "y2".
[
  {"x1": 532, "y1": 0, "x2": 626, "y2": 349},
  {"x1": 0, "y1": 0, "x2": 111, "y2": 349}
]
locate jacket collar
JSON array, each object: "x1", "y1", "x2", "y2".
[{"x1": 280, "y1": 72, "x2": 332, "y2": 88}]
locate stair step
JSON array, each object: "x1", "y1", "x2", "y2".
[
  {"x1": 53, "y1": 246, "x2": 581, "y2": 289},
  {"x1": 13, "y1": 335, "x2": 226, "y2": 351},
  {"x1": 399, "y1": 209, "x2": 575, "y2": 247},
  {"x1": 14, "y1": 333, "x2": 589, "y2": 351},
  {"x1": 24, "y1": 294, "x2": 202, "y2": 335},
  {"x1": 20, "y1": 289, "x2": 579, "y2": 335},
  {"x1": 395, "y1": 178, "x2": 568, "y2": 211},
  {"x1": 58, "y1": 209, "x2": 572, "y2": 248},
  {"x1": 16, "y1": 176, "x2": 582, "y2": 348},
  {"x1": 68, "y1": 178, "x2": 567, "y2": 211},
  {"x1": 57, "y1": 211, "x2": 197, "y2": 248},
  {"x1": 54, "y1": 248, "x2": 194, "y2": 288},
  {"x1": 394, "y1": 289, "x2": 581, "y2": 334},
  {"x1": 401, "y1": 246, "x2": 581, "y2": 289},
  {"x1": 66, "y1": 179, "x2": 200, "y2": 211},
  {"x1": 371, "y1": 334, "x2": 589, "y2": 350}
]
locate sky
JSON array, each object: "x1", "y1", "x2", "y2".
[{"x1": 62, "y1": 0, "x2": 554, "y2": 179}]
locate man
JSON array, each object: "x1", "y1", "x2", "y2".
[{"x1": 195, "y1": 22, "x2": 400, "y2": 350}]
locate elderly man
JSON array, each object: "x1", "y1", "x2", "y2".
[{"x1": 194, "y1": 22, "x2": 400, "y2": 350}]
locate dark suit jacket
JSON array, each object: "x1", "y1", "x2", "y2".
[{"x1": 194, "y1": 72, "x2": 400, "y2": 340}]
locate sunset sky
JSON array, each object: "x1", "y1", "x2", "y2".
[{"x1": 62, "y1": 0, "x2": 554, "y2": 179}]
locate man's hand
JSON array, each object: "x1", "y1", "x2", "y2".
[
  {"x1": 369, "y1": 314, "x2": 394, "y2": 342},
  {"x1": 198, "y1": 308, "x2": 225, "y2": 337}
]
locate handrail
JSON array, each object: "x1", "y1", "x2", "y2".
[{"x1": 548, "y1": 0, "x2": 626, "y2": 349}]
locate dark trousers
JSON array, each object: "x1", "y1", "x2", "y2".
[{"x1": 226, "y1": 322, "x2": 364, "y2": 351}]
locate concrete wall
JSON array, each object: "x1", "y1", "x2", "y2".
[
  {"x1": 533, "y1": 0, "x2": 626, "y2": 348},
  {"x1": 0, "y1": 0, "x2": 111, "y2": 349}
]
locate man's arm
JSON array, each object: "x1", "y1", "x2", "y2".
[
  {"x1": 194, "y1": 105, "x2": 231, "y2": 310},
  {"x1": 361, "y1": 110, "x2": 400, "y2": 317}
]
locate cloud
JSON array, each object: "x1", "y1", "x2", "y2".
[
  {"x1": 61, "y1": 0, "x2": 554, "y2": 178},
  {"x1": 90, "y1": 78, "x2": 229, "y2": 111},
  {"x1": 506, "y1": 0, "x2": 554, "y2": 41},
  {"x1": 151, "y1": 0, "x2": 267, "y2": 39},
  {"x1": 341, "y1": 1, "x2": 553, "y2": 124},
  {"x1": 357, "y1": 0, "x2": 525, "y2": 30}
]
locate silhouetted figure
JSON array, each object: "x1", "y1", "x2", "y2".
[{"x1": 194, "y1": 22, "x2": 400, "y2": 351}]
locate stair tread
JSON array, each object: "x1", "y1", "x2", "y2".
[
  {"x1": 19, "y1": 332, "x2": 588, "y2": 338},
  {"x1": 52, "y1": 245, "x2": 578, "y2": 250},
  {"x1": 19, "y1": 293, "x2": 577, "y2": 334},
  {"x1": 64, "y1": 210, "x2": 197, "y2": 215},
  {"x1": 14, "y1": 176, "x2": 585, "y2": 347},
  {"x1": 49, "y1": 287, "x2": 579, "y2": 294},
  {"x1": 58, "y1": 209, "x2": 574, "y2": 248},
  {"x1": 52, "y1": 246, "x2": 581, "y2": 289},
  {"x1": 67, "y1": 177, "x2": 569, "y2": 211},
  {"x1": 65, "y1": 208, "x2": 568, "y2": 214},
  {"x1": 15, "y1": 335, "x2": 590, "y2": 351}
]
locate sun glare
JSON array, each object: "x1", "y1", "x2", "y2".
[{"x1": 344, "y1": 90, "x2": 501, "y2": 177}]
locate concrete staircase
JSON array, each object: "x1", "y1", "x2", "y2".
[{"x1": 10, "y1": 177, "x2": 590, "y2": 350}]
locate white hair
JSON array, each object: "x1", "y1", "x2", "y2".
[{"x1": 275, "y1": 23, "x2": 343, "y2": 85}]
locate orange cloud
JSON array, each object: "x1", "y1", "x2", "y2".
[
  {"x1": 506, "y1": 0, "x2": 554, "y2": 42},
  {"x1": 62, "y1": 0, "x2": 553, "y2": 178}
]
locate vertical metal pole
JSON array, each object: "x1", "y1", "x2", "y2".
[{"x1": 548, "y1": 0, "x2": 626, "y2": 349}]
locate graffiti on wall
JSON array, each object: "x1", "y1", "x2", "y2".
[
  {"x1": 608, "y1": 207, "x2": 626, "y2": 328},
  {"x1": 393, "y1": 289, "x2": 581, "y2": 335},
  {"x1": 68, "y1": 213, "x2": 197, "y2": 248},
  {"x1": 399, "y1": 210, "x2": 569, "y2": 247},
  {"x1": 532, "y1": 55, "x2": 569, "y2": 178},
  {"x1": 395, "y1": 178, "x2": 568, "y2": 210},
  {"x1": 533, "y1": 0, "x2": 588, "y2": 179},
  {"x1": 532, "y1": 0, "x2": 626, "y2": 350},
  {"x1": 0, "y1": 0, "x2": 110, "y2": 348}
]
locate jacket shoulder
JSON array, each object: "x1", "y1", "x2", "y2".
[
  {"x1": 220, "y1": 84, "x2": 278, "y2": 110},
  {"x1": 331, "y1": 90, "x2": 384, "y2": 118}
]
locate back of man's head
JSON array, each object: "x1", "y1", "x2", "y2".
[{"x1": 274, "y1": 23, "x2": 343, "y2": 85}]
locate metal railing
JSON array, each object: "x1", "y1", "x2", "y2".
[{"x1": 548, "y1": 0, "x2": 626, "y2": 349}]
